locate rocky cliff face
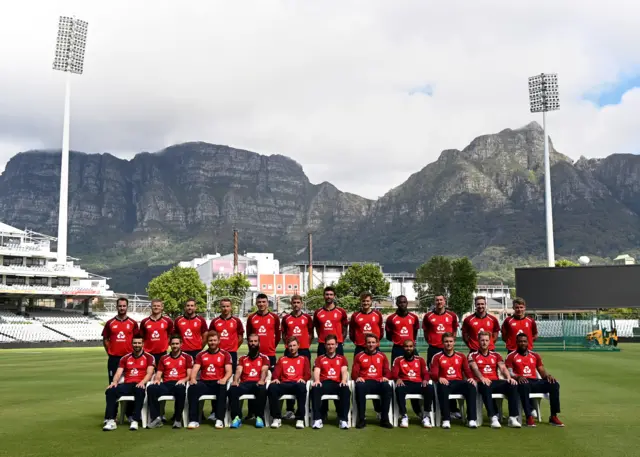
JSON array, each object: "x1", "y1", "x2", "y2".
[{"x1": 1, "y1": 123, "x2": 639, "y2": 291}]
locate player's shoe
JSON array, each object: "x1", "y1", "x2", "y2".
[
  {"x1": 531, "y1": 409, "x2": 538, "y2": 419},
  {"x1": 376, "y1": 413, "x2": 381, "y2": 421},
  {"x1": 284, "y1": 411, "x2": 296, "y2": 420},
  {"x1": 441, "y1": 420, "x2": 451, "y2": 429},
  {"x1": 215, "y1": 420, "x2": 224, "y2": 429},
  {"x1": 422, "y1": 416, "x2": 433, "y2": 428},
  {"x1": 508, "y1": 416, "x2": 521, "y2": 428},
  {"x1": 451, "y1": 412, "x2": 462, "y2": 420},
  {"x1": 380, "y1": 420, "x2": 393, "y2": 429},
  {"x1": 207, "y1": 413, "x2": 216, "y2": 422},
  {"x1": 102, "y1": 420, "x2": 117, "y2": 431},
  {"x1": 270, "y1": 418, "x2": 282, "y2": 429},
  {"x1": 161, "y1": 415, "x2": 167, "y2": 423},
  {"x1": 312, "y1": 420, "x2": 323, "y2": 429},
  {"x1": 526, "y1": 416, "x2": 536, "y2": 427},
  {"x1": 339, "y1": 420, "x2": 350, "y2": 430},
  {"x1": 148, "y1": 417, "x2": 163, "y2": 429},
  {"x1": 296, "y1": 420, "x2": 305, "y2": 429},
  {"x1": 255, "y1": 417, "x2": 265, "y2": 428},
  {"x1": 231, "y1": 416, "x2": 242, "y2": 429},
  {"x1": 468, "y1": 420, "x2": 478, "y2": 428},
  {"x1": 549, "y1": 416, "x2": 565, "y2": 427},
  {"x1": 187, "y1": 421, "x2": 200, "y2": 429},
  {"x1": 129, "y1": 420, "x2": 139, "y2": 431},
  {"x1": 172, "y1": 420, "x2": 182, "y2": 429},
  {"x1": 400, "y1": 415, "x2": 409, "y2": 428},
  {"x1": 356, "y1": 419, "x2": 366, "y2": 429},
  {"x1": 490, "y1": 416, "x2": 501, "y2": 429}
]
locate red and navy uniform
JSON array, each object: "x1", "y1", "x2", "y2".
[
  {"x1": 147, "y1": 351, "x2": 193, "y2": 421},
  {"x1": 422, "y1": 310, "x2": 459, "y2": 365},
  {"x1": 351, "y1": 351, "x2": 393, "y2": 424},
  {"x1": 174, "y1": 314, "x2": 208, "y2": 358},
  {"x1": 208, "y1": 315, "x2": 244, "y2": 371},
  {"x1": 238, "y1": 354, "x2": 271, "y2": 383},
  {"x1": 468, "y1": 350, "x2": 502, "y2": 381},
  {"x1": 386, "y1": 311, "x2": 420, "y2": 361},
  {"x1": 430, "y1": 351, "x2": 477, "y2": 422},
  {"x1": 501, "y1": 316, "x2": 538, "y2": 352},
  {"x1": 281, "y1": 312, "x2": 313, "y2": 355},
  {"x1": 462, "y1": 313, "x2": 500, "y2": 351},
  {"x1": 273, "y1": 355, "x2": 311, "y2": 383},
  {"x1": 120, "y1": 351, "x2": 155, "y2": 383},
  {"x1": 349, "y1": 309, "x2": 384, "y2": 350},
  {"x1": 104, "y1": 351, "x2": 154, "y2": 422},
  {"x1": 102, "y1": 315, "x2": 139, "y2": 382},
  {"x1": 228, "y1": 353, "x2": 271, "y2": 420},
  {"x1": 140, "y1": 315, "x2": 174, "y2": 362},
  {"x1": 311, "y1": 354, "x2": 351, "y2": 422},
  {"x1": 506, "y1": 350, "x2": 561, "y2": 417},
  {"x1": 352, "y1": 350, "x2": 391, "y2": 381},
  {"x1": 268, "y1": 355, "x2": 311, "y2": 421},
  {"x1": 246, "y1": 311, "x2": 280, "y2": 363},
  {"x1": 188, "y1": 349, "x2": 233, "y2": 422},
  {"x1": 195, "y1": 349, "x2": 232, "y2": 382},
  {"x1": 469, "y1": 350, "x2": 519, "y2": 418},
  {"x1": 313, "y1": 306, "x2": 349, "y2": 356},
  {"x1": 391, "y1": 355, "x2": 434, "y2": 416}
]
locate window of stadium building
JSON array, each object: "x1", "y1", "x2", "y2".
[
  {"x1": 51, "y1": 277, "x2": 70, "y2": 287},
  {"x1": 31, "y1": 277, "x2": 49, "y2": 286},
  {"x1": 3, "y1": 256, "x2": 24, "y2": 266},
  {"x1": 26, "y1": 257, "x2": 46, "y2": 267},
  {"x1": 5, "y1": 276, "x2": 26, "y2": 285}
]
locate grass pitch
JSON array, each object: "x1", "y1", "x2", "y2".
[{"x1": 0, "y1": 345, "x2": 639, "y2": 457}]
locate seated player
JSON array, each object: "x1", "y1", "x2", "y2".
[
  {"x1": 505, "y1": 333, "x2": 564, "y2": 427},
  {"x1": 468, "y1": 331, "x2": 520, "y2": 429},
  {"x1": 430, "y1": 332, "x2": 478, "y2": 429},
  {"x1": 310, "y1": 334, "x2": 351, "y2": 430},
  {"x1": 268, "y1": 336, "x2": 311, "y2": 429},
  {"x1": 229, "y1": 334, "x2": 270, "y2": 429},
  {"x1": 392, "y1": 339, "x2": 434, "y2": 428},
  {"x1": 102, "y1": 335, "x2": 155, "y2": 431},
  {"x1": 186, "y1": 331, "x2": 233, "y2": 429},
  {"x1": 147, "y1": 335, "x2": 193, "y2": 429},
  {"x1": 351, "y1": 333, "x2": 393, "y2": 429}
]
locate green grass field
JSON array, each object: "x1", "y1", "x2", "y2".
[{"x1": 1, "y1": 345, "x2": 639, "y2": 457}]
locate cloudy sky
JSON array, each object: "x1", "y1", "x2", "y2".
[{"x1": 1, "y1": 0, "x2": 639, "y2": 199}]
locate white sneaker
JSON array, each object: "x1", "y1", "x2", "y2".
[
  {"x1": 451, "y1": 412, "x2": 462, "y2": 420},
  {"x1": 339, "y1": 420, "x2": 350, "y2": 430},
  {"x1": 187, "y1": 421, "x2": 200, "y2": 429},
  {"x1": 422, "y1": 416, "x2": 433, "y2": 428},
  {"x1": 508, "y1": 416, "x2": 522, "y2": 428},
  {"x1": 441, "y1": 420, "x2": 451, "y2": 429},
  {"x1": 490, "y1": 416, "x2": 501, "y2": 429},
  {"x1": 129, "y1": 420, "x2": 139, "y2": 431},
  {"x1": 531, "y1": 409, "x2": 538, "y2": 419},
  {"x1": 102, "y1": 419, "x2": 117, "y2": 431},
  {"x1": 296, "y1": 420, "x2": 305, "y2": 429},
  {"x1": 400, "y1": 415, "x2": 409, "y2": 428},
  {"x1": 270, "y1": 418, "x2": 281, "y2": 429},
  {"x1": 172, "y1": 420, "x2": 182, "y2": 429},
  {"x1": 207, "y1": 413, "x2": 216, "y2": 421},
  {"x1": 215, "y1": 420, "x2": 224, "y2": 429},
  {"x1": 148, "y1": 417, "x2": 163, "y2": 429},
  {"x1": 312, "y1": 419, "x2": 323, "y2": 429},
  {"x1": 376, "y1": 412, "x2": 382, "y2": 421},
  {"x1": 468, "y1": 420, "x2": 478, "y2": 428},
  {"x1": 284, "y1": 411, "x2": 296, "y2": 420}
]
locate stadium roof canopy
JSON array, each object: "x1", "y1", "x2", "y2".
[{"x1": 0, "y1": 222, "x2": 25, "y2": 235}]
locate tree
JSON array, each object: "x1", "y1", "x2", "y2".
[
  {"x1": 146, "y1": 267, "x2": 207, "y2": 317},
  {"x1": 335, "y1": 264, "x2": 390, "y2": 312},
  {"x1": 209, "y1": 274, "x2": 252, "y2": 314},
  {"x1": 414, "y1": 256, "x2": 452, "y2": 312},
  {"x1": 303, "y1": 284, "x2": 327, "y2": 311},
  {"x1": 556, "y1": 259, "x2": 579, "y2": 267},
  {"x1": 448, "y1": 257, "x2": 478, "y2": 317}
]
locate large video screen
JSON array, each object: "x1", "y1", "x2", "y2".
[{"x1": 515, "y1": 265, "x2": 640, "y2": 310}]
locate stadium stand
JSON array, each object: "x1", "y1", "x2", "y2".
[
  {"x1": 45, "y1": 323, "x2": 105, "y2": 341},
  {"x1": 0, "y1": 323, "x2": 69, "y2": 342}
]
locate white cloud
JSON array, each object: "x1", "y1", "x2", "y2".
[{"x1": 1, "y1": 0, "x2": 640, "y2": 199}]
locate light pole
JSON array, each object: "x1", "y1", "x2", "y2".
[
  {"x1": 52, "y1": 16, "x2": 88, "y2": 264},
  {"x1": 528, "y1": 73, "x2": 559, "y2": 267}
]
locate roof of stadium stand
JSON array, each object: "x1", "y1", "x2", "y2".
[{"x1": 0, "y1": 222, "x2": 25, "y2": 235}]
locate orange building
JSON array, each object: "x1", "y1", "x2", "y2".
[{"x1": 258, "y1": 274, "x2": 301, "y2": 296}]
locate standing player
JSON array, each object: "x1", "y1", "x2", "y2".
[
  {"x1": 349, "y1": 292, "x2": 384, "y2": 355},
  {"x1": 386, "y1": 295, "x2": 420, "y2": 361},
  {"x1": 506, "y1": 333, "x2": 564, "y2": 427},
  {"x1": 208, "y1": 298, "x2": 244, "y2": 371},
  {"x1": 310, "y1": 334, "x2": 351, "y2": 430},
  {"x1": 351, "y1": 333, "x2": 393, "y2": 429},
  {"x1": 102, "y1": 335, "x2": 155, "y2": 431},
  {"x1": 268, "y1": 337, "x2": 311, "y2": 429},
  {"x1": 186, "y1": 331, "x2": 233, "y2": 429},
  {"x1": 140, "y1": 299, "x2": 174, "y2": 365},
  {"x1": 468, "y1": 331, "x2": 521, "y2": 428},
  {"x1": 281, "y1": 295, "x2": 313, "y2": 419},
  {"x1": 501, "y1": 297, "x2": 538, "y2": 353},
  {"x1": 430, "y1": 333, "x2": 478, "y2": 429},
  {"x1": 229, "y1": 334, "x2": 271, "y2": 429},
  {"x1": 392, "y1": 339, "x2": 434, "y2": 428},
  {"x1": 246, "y1": 293, "x2": 280, "y2": 369},
  {"x1": 462, "y1": 296, "x2": 500, "y2": 353},
  {"x1": 313, "y1": 286, "x2": 348, "y2": 356},
  {"x1": 147, "y1": 335, "x2": 193, "y2": 429},
  {"x1": 174, "y1": 298, "x2": 208, "y2": 360}
]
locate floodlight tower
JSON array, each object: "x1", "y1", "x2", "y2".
[
  {"x1": 52, "y1": 16, "x2": 88, "y2": 264},
  {"x1": 528, "y1": 73, "x2": 560, "y2": 267}
]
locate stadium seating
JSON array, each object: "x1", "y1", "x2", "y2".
[
  {"x1": 46, "y1": 323, "x2": 104, "y2": 341},
  {"x1": 0, "y1": 323, "x2": 68, "y2": 342}
]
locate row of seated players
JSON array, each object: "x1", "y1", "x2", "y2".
[{"x1": 102, "y1": 330, "x2": 563, "y2": 431}]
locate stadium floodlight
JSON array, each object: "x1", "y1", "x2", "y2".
[
  {"x1": 528, "y1": 73, "x2": 559, "y2": 267},
  {"x1": 52, "y1": 16, "x2": 88, "y2": 264}
]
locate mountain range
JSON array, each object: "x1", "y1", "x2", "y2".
[{"x1": 1, "y1": 121, "x2": 639, "y2": 292}]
